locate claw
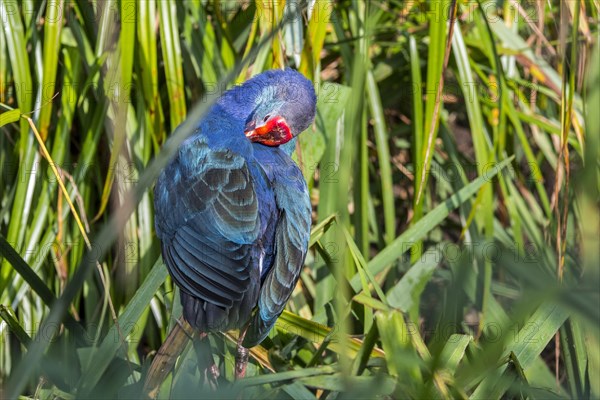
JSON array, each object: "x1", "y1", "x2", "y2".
[{"x1": 235, "y1": 326, "x2": 250, "y2": 380}]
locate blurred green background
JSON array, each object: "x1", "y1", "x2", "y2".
[{"x1": 0, "y1": 0, "x2": 598, "y2": 398}]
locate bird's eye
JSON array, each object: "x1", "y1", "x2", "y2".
[{"x1": 263, "y1": 115, "x2": 271, "y2": 122}]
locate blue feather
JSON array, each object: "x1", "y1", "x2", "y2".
[{"x1": 154, "y1": 69, "x2": 315, "y2": 341}]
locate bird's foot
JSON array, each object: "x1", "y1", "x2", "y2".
[
  {"x1": 235, "y1": 344, "x2": 249, "y2": 380},
  {"x1": 235, "y1": 327, "x2": 249, "y2": 380},
  {"x1": 203, "y1": 362, "x2": 220, "y2": 390},
  {"x1": 193, "y1": 334, "x2": 220, "y2": 390}
]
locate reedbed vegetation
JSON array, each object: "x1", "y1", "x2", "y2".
[{"x1": 0, "y1": 1, "x2": 598, "y2": 399}]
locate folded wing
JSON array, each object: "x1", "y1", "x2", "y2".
[
  {"x1": 243, "y1": 156, "x2": 312, "y2": 346},
  {"x1": 155, "y1": 135, "x2": 261, "y2": 331}
]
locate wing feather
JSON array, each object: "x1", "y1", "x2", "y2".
[
  {"x1": 154, "y1": 135, "x2": 261, "y2": 330},
  {"x1": 243, "y1": 157, "x2": 311, "y2": 347}
]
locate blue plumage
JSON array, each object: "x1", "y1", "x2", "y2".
[{"x1": 154, "y1": 69, "x2": 316, "y2": 347}]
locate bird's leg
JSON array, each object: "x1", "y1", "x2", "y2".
[
  {"x1": 193, "y1": 333, "x2": 220, "y2": 389},
  {"x1": 173, "y1": 319, "x2": 218, "y2": 384},
  {"x1": 235, "y1": 326, "x2": 249, "y2": 380}
]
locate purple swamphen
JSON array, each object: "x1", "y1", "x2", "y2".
[{"x1": 152, "y1": 69, "x2": 316, "y2": 383}]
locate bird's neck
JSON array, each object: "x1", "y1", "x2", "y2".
[{"x1": 280, "y1": 137, "x2": 297, "y2": 156}]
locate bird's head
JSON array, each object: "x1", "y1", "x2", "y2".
[{"x1": 244, "y1": 69, "x2": 316, "y2": 147}]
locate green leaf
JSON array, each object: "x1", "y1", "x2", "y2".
[
  {"x1": 350, "y1": 157, "x2": 515, "y2": 291},
  {"x1": 282, "y1": 381, "x2": 318, "y2": 400},
  {"x1": 0, "y1": 234, "x2": 57, "y2": 310},
  {"x1": 471, "y1": 303, "x2": 570, "y2": 399},
  {"x1": 297, "y1": 93, "x2": 326, "y2": 185},
  {"x1": 366, "y1": 70, "x2": 395, "y2": 245},
  {"x1": 0, "y1": 109, "x2": 20, "y2": 126},
  {"x1": 386, "y1": 247, "x2": 440, "y2": 323},
  {"x1": 412, "y1": 0, "x2": 451, "y2": 234},
  {"x1": 78, "y1": 260, "x2": 168, "y2": 394},
  {"x1": 235, "y1": 365, "x2": 335, "y2": 387},
  {"x1": 353, "y1": 292, "x2": 389, "y2": 312},
  {"x1": 0, "y1": 0, "x2": 37, "y2": 292},
  {"x1": 0, "y1": 305, "x2": 32, "y2": 347},
  {"x1": 275, "y1": 310, "x2": 384, "y2": 359},
  {"x1": 308, "y1": 213, "x2": 336, "y2": 247},
  {"x1": 38, "y1": 0, "x2": 64, "y2": 140},
  {"x1": 299, "y1": 0, "x2": 332, "y2": 79},
  {"x1": 159, "y1": 0, "x2": 187, "y2": 129},
  {"x1": 438, "y1": 334, "x2": 472, "y2": 374},
  {"x1": 298, "y1": 373, "x2": 396, "y2": 395},
  {"x1": 375, "y1": 310, "x2": 422, "y2": 389}
]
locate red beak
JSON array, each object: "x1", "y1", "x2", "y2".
[{"x1": 244, "y1": 116, "x2": 293, "y2": 146}]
